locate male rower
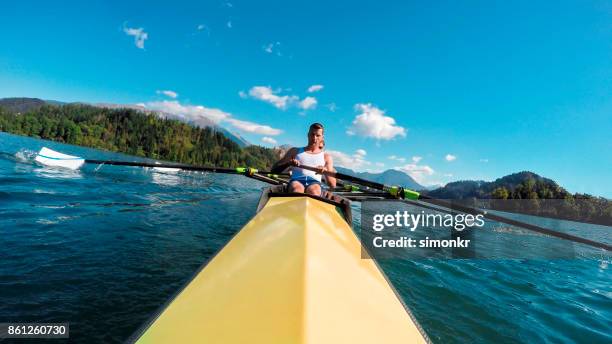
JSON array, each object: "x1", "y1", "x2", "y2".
[{"x1": 272, "y1": 123, "x2": 336, "y2": 195}]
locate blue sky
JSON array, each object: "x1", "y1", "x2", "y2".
[{"x1": 1, "y1": 1, "x2": 611, "y2": 196}]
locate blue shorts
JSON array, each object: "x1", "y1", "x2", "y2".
[{"x1": 290, "y1": 176, "x2": 321, "y2": 189}]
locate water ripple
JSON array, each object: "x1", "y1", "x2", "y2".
[{"x1": 1, "y1": 132, "x2": 610, "y2": 343}]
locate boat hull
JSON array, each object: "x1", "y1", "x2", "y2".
[{"x1": 132, "y1": 195, "x2": 428, "y2": 343}]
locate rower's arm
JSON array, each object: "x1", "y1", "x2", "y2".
[
  {"x1": 324, "y1": 153, "x2": 336, "y2": 188},
  {"x1": 271, "y1": 147, "x2": 297, "y2": 173}
]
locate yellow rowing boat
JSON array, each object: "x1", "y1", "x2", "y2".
[{"x1": 130, "y1": 188, "x2": 429, "y2": 343}]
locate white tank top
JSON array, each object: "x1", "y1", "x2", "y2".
[{"x1": 292, "y1": 147, "x2": 325, "y2": 181}]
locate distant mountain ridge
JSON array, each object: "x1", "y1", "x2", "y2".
[
  {"x1": 0, "y1": 97, "x2": 51, "y2": 113},
  {"x1": 92, "y1": 102, "x2": 251, "y2": 147},
  {"x1": 335, "y1": 166, "x2": 425, "y2": 190},
  {"x1": 424, "y1": 171, "x2": 562, "y2": 199},
  {"x1": 423, "y1": 171, "x2": 611, "y2": 226},
  {"x1": 0, "y1": 98, "x2": 250, "y2": 147},
  {"x1": 0, "y1": 101, "x2": 277, "y2": 169}
]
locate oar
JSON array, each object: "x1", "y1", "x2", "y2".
[
  {"x1": 297, "y1": 164, "x2": 420, "y2": 199},
  {"x1": 297, "y1": 164, "x2": 612, "y2": 251},
  {"x1": 35, "y1": 147, "x2": 288, "y2": 180}
]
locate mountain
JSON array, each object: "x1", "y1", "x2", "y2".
[
  {"x1": 92, "y1": 102, "x2": 250, "y2": 147},
  {"x1": 422, "y1": 171, "x2": 611, "y2": 226},
  {"x1": 0, "y1": 102, "x2": 276, "y2": 169},
  {"x1": 0, "y1": 97, "x2": 48, "y2": 113},
  {"x1": 217, "y1": 128, "x2": 250, "y2": 148},
  {"x1": 424, "y1": 171, "x2": 561, "y2": 199},
  {"x1": 0, "y1": 99, "x2": 251, "y2": 148},
  {"x1": 335, "y1": 166, "x2": 425, "y2": 190}
]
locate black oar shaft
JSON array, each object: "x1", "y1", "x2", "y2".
[
  {"x1": 85, "y1": 159, "x2": 238, "y2": 173},
  {"x1": 296, "y1": 164, "x2": 386, "y2": 189},
  {"x1": 417, "y1": 197, "x2": 612, "y2": 251},
  {"x1": 249, "y1": 173, "x2": 284, "y2": 185},
  {"x1": 296, "y1": 163, "x2": 611, "y2": 251},
  {"x1": 84, "y1": 159, "x2": 284, "y2": 176}
]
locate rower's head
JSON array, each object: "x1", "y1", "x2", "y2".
[{"x1": 308, "y1": 123, "x2": 324, "y2": 148}]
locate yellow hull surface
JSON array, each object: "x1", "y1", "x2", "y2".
[{"x1": 133, "y1": 196, "x2": 428, "y2": 343}]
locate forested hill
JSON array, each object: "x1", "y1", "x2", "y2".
[
  {"x1": 425, "y1": 171, "x2": 562, "y2": 199},
  {"x1": 0, "y1": 97, "x2": 49, "y2": 113},
  {"x1": 424, "y1": 172, "x2": 611, "y2": 225},
  {"x1": 0, "y1": 103, "x2": 277, "y2": 169}
]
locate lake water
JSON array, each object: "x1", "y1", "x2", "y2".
[{"x1": 1, "y1": 132, "x2": 610, "y2": 343}]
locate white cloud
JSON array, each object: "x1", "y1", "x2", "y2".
[
  {"x1": 444, "y1": 173, "x2": 453, "y2": 177},
  {"x1": 225, "y1": 118, "x2": 282, "y2": 135},
  {"x1": 445, "y1": 154, "x2": 457, "y2": 162},
  {"x1": 262, "y1": 137, "x2": 278, "y2": 145},
  {"x1": 479, "y1": 158, "x2": 489, "y2": 163},
  {"x1": 247, "y1": 86, "x2": 298, "y2": 110},
  {"x1": 307, "y1": 84, "x2": 324, "y2": 93},
  {"x1": 156, "y1": 90, "x2": 178, "y2": 99},
  {"x1": 388, "y1": 155, "x2": 406, "y2": 163},
  {"x1": 146, "y1": 100, "x2": 230, "y2": 124},
  {"x1": 412, "y1": 156, "x2": 422, "y2": 163},
  {"x1": 243, "y1": 85, "x2": 324, "y2": 112},
  {"x1": 327, "y1": 150, "x2": 371, "y2": 170},
  {"x1": 347, "y1": 103, "x2": 406, "y2": 140},
  {"x1": 263, "y1": 42, "x2": 281, "y2": 54},
  {"x1": 326, "y1": 103, "x2": 338, "y2": 112},
  {"x1": 395, "y1": 163, "x2": 435, "y2": 185},
  {"x1": 194, "y1": 24, "x2": 211, "y2": 36},
  {"x1": 298, "y1": 96, "x2": 317, "y2": 110},
  {"x1": 355, "y1": 149, "x2": 367, "y2": 157},
  {"x1": 144, "y1": 100, "x2": 282, "y2": 136},
  {"x1": 375, "y1": 162, "x2": 385, "y2": 167},
  {"x1": 124, "y1": 27, "x2": 148, "y2": 49}
]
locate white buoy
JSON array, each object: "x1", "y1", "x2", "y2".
[{"x1": 35, "y1": 147, "x2": 85, "y2": 170}]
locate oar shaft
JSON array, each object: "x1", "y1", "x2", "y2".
[
  {"x1": 419, "y1": 197, "x2": 612, "y2": 251},
  {"x1": 248, "y1": 173, "x2": 285, "y2": 185},
  {"x1": 85, "y1": 159, "x2": 238, "y2": 174},
  {"x1": 84, "y1": 159, "x2": 285, "y2": 176},
  {"x1": 297, "y1": 163, "x2": 611, "y2": 251},
  {"x1": 296, "y1": 164, "x2": 386, "y2": 190}
]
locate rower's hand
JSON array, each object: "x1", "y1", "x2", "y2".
[
  {"x1": 291, "y1": 159, "x2": 300, "y2": 167},
  {"x1": 315, "y1": 165, "x2": 327, "y2": 174}
]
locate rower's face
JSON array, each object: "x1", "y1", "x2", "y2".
[{"x1": 308, "y1": 128, "x2": 324, "y2": 146}]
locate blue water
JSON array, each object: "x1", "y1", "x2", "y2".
[{"x1": 1, "y1": 132, "x2": 610, "y2": 343}]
